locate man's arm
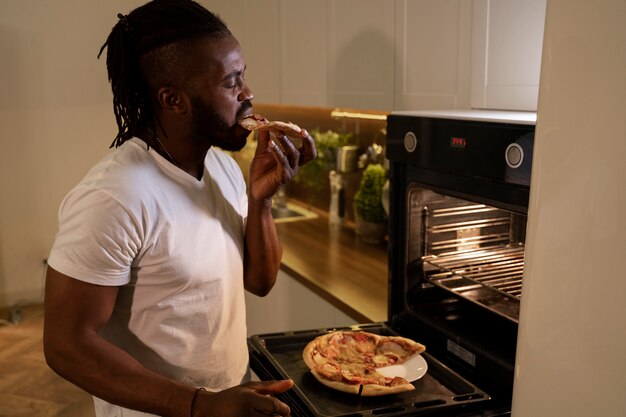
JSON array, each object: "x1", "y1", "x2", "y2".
[
  {"x1": 243, "y1": 129, "x2": 316, "y2": 296},
  {"x1": 44, "y1": 267, "x2": 293, "y2": 417},
  {"x1": 243, "y1": 197, "x2": 282, "y2": 296},
  {"x1": 43, "y1": 267, "x2": 196, "y2": 416}
]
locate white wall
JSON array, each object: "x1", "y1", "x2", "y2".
[{"x1": 0, "y1": 1, "x2": 141, "y2": 306}]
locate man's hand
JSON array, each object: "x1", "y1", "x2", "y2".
[
  {"x1": 248, "y1": 129, "x2": 317, "y2": 203},
  {"x1": 193, "y1": 380, "x2": 294, "y2": 417}
]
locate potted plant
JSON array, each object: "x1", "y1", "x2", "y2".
[
  {"x1": 353, "y1": 163, "x2": 388, "y2": 244},
  {"x1": 291, "y1": 128, "x2": 352, "y2": 202}
]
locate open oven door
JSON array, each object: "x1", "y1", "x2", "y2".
[{"x1": 248, "y1": 323, "x2": 512, "y2": 417}]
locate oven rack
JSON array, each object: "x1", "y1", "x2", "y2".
[
  {"x1": 423, "y1": 244, "x2": 525, "y2": 300},
  {"x1": 425, "y1": 203, "x2": 516, "y2": 254}
]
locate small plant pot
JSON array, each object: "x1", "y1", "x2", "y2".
[{"x1": 354, "y1": 211, "x2": 387, "y2": 244}]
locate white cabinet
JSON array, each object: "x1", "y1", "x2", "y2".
[
  {"x1": 470, "y1": 0, "x2": 546, "y2": 111},
  {"x1": 207, "y1": 0, "x2": 328, "y2": 105},
  {"x1": 279, "y1": 1, "x2": 329, "y2": 106},
  {"x1": 206, "y1": 0, "x2": 282, "y2": 103},
  {"x1": 207, "y1": 0, "x2": 546, "y2": 111},
  {"x1": 245, "y1": 269, "x2": 357, "y2": 336},
  {"x1": 328, "y1": 0, "x2": 395, "y2": 110},
  {"x1": 393, "y1": 0, "x2": 473, "y2": 110},
  {"x1": 208, "y1": 0, "x2": 393, "y2": 109}
]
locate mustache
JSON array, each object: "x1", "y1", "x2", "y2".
[
  {"x1": 237, "y1": 100, "x2": 253, "y2": 119},
  {"x1": 237, "y1": 100, "x2": 252, "y2": 119}
]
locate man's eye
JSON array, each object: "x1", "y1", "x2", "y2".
[
  {"x1": 226, "y1": 75, "x2": 245, "y2": 89},
  {"x1": 225, "y1": 79, "x2": 240, "y2": 89}
]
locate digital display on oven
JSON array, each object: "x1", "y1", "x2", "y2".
[{"x1": 450, "y1": 136, "x2": 467, "y2": 149}]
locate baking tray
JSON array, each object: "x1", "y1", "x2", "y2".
[{"x1": 248, "y1": 323, "x2": 491, "y2": 417}]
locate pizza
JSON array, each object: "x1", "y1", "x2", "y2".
[
  {"x1": 302, "y1": 330, "x2": 426, "y2": 396},
  {"x1": 238, "y1": 114, "x2": 302, "y2": 138}
]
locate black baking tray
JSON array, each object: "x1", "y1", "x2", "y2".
[{"x1": 248, "y1": 323, "x2": 491, "y2": 417}]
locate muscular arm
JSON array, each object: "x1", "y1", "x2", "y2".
[
  {"x1": 243, "y1": 198, "x2": 282, "y2": 296},
  {"x1": 44, "y1": 267, "x2": 293, "y2": 417},
  {"x1": 242, "y1": 129, "x2": 316, "y2": 296},
  {"x1": 43, "y1": 267, "x2": 196, "y2": 417},
  {"x1": 242, "y1": 129, "x2": 285, "y2": 296}
]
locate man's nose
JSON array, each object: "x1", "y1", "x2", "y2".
[{"x1": 238, "y1": 82, "x2": 253, "y2": 102}]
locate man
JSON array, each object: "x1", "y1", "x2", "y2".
[{"x1": 43, "y1": 1, "x2": 316, "y2": 416}]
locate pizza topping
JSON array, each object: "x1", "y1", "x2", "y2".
[
  {"x1": 339, "y1": 367, "x2": 363, "y2": 385},
  {"x1": 316, "y1": 363, "x2": 342, "y2": 382},
  {"x1": 311, "y1": 351, "x2": 328, "y2": 366},
  {"x1": 372, "y1": 354, "x2": 397, "y2": 366}
]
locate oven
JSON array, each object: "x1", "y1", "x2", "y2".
[{"x1": 248, "y1": 110, "x2": 536, "y2": 417}]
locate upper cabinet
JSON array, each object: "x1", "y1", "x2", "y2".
[
  {"x1": 393, "y1": 0, "x2": 473, "y2": 110},
  {"x1": 328, "y1": 0, "x2": 395, "y2": 110},
  {"x1": 207, "y1": 0, "x2": 282, "y2": 103},
  {"x1": 279, "y1": 1, "x2": 330, "y2": 106},
  {"x1": 207, "y1": 0, "x2": 546, "y2": 112},
  {"x1": 471, "y1": 0, "x2": 546, "y2": 111}
]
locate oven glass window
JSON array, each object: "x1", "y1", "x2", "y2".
[{"x1": 406, "y1": 185, "x2": 527, "y2": 322}]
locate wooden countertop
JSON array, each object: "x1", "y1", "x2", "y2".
[{"x1": 275, "y1": 207, "x2": 389, "y2": 323}]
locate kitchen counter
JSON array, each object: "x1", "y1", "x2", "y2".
[{"x1": 275, "y1": 205, "x2": 389, "y2": 323}]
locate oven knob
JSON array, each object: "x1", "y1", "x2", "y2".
[
  {"x1": 404, "y1": 131, "x2": 418, "y2": 153},
  {"x1": 505, "y1": 143, "x2": 524, "y2": 168}
]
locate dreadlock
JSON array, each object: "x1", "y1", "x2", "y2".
[{"x1": 98, "y1": 0, "x2": 231, "y2": 148}]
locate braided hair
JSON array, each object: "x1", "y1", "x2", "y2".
[{"x1": 98, "y1": 0, "x2": 231, "y2": 148}]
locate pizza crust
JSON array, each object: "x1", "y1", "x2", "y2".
[
  {"x1": 361, "y1": 381, "x2": 415, "y2": 396},
  {"x1": 310, "y1": 369, "x2": 360, "y2": 395},
  {"x1": 310, "y1": 368, "x2": 415, "y2": 396},
  {"x1": 302, "y1": 339, "x2": 321, "y2": 370}
]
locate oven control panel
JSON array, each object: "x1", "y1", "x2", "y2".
[
  {"x1": 387, "y1": 112, "x2": 535, "y2": 214},
  {"x1": 389, "y1": 113, "x2": 534, "y2": 187}
]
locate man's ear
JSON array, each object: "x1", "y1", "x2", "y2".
[{"x1": 157, "y1": 86, "x2": 189, "y2": 114}]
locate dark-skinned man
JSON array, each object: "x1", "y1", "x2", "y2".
[{"x1": 43, "y1": 1, "x2": 316, "y2": 416}]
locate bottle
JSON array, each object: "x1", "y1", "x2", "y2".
[{"x1": 328, "y1": 170, "x2": 345, "y2": 225}]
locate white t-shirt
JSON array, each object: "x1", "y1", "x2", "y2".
[{"x1": 48, "y1": 138, "x2": 250, "y2": 416}]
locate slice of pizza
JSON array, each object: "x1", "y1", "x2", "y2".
[{"x1": 238, "y1": 114, "x2": 303, "y2": 138}]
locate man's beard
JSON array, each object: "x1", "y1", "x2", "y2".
[{"x1": 189, "y1": 96, "x2": 251, "y2": 152}]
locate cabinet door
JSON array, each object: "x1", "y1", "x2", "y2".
[
  {"x1": 471, "y1": 0, "x2": 546, "y2": 111},
  {"x1": 328, "y1": 0, "x2": 395, "y2": 110},
  {"x1": 279, "y1": 1, "x2": 329, "y2": 106},
  {"x1": 207, "y1": 0, "x2": 282, "y2": 103},
  {"x1": 210, "y1": 0, "x2": 327, "y2": 106},
  {"x1": 394, "y1": 0, "x2": 472, "y2": 110}
]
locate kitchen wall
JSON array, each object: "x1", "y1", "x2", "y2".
[{"x1": 0, "y1": 1, "x2": 126, "y2": 308}]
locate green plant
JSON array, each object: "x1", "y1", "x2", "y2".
[
  {"x1": 353, "y1": 164, "x2": 387, "y2": 223},
  {"x1": 293, "y1": 128, "x2": 352, "y2": 192}
]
